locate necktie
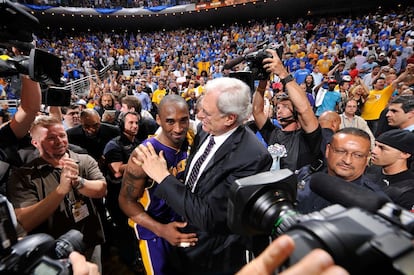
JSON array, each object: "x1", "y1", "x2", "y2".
[{"x1": 187, "y1": 135, "x2": 215, "y2": 191}]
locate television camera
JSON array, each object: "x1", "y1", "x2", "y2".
[
  {"x1": 227, "y1": 169, "x2": 414, "y2": 275},
  {"x1": 0, "y1": 0, "x2": 71, "y2": 105},
  {"x1": 0, "y1": 194, "x2": 85, "y2": 274},
  {"x1": 223, "y1": 41, "x2": 283, "y2": 80}
]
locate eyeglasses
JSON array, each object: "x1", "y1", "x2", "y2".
[{"x1": 330, "y1": 145, "x2": 368, "y2": 160}]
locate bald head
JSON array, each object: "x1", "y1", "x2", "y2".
[
  {"x1": 319, "y1": 111, "x2": 341, "y2": 132},
  {"x1": 80, "y1": 109, "x2": 101, "y2": 136},
  {"x1": 80, "y1": 108, "x2": 100, "y2": 120},
  {"x1": 158, "y1": 95, "x2": 189, "y2": 117}
]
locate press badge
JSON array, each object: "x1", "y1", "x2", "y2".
[{"x1": 71, "y1": 199, "x2": 89, "y2": 223}]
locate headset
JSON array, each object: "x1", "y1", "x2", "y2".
[
  {"x1": 273, "y1": 93, "x2": 298, "y2": 125},
  {"x1": 118, "y1": 111, "x2": 140, "y2": 132}
]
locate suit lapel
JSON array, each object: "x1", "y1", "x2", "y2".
[{"x1": 198, "y1": 126, "x2": 244, "y2": 179}]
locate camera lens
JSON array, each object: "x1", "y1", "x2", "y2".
[
  {"x1": 54, "y1": 229, "x2": 84, "y2": 259},
  {"x1": 248, "y1": 188, "x2": 297, "y2": 236}
]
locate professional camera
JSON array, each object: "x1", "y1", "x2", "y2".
[
  {"x1": 223, "y1": 41, "x2": 283, "y2": 80},
  {"x1": 0, "y1": 195, "x2": 85, "y2": 274},
  {"x1": 227, "y1": 170, "x2": 414, "y2": 275},
  {"x1": 0, "y1": 0, "x2": 71, "y2": 105},
  {"x1": 0, "y1": 0, "x2": 62, "y2": 86}
]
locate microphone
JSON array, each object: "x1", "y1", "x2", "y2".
[
  {"x1": 223, "y1": 55, "x2": 245, "y2": 71},
  {"x1": 309, "y1": 172, "x2": 390, "y2": 213},
  {"x1": 278, "y1": 115, "x2": 295, "y2": 123}
]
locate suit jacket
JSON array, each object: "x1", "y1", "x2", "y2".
[
  {"x1": 66, "y1": 123, "x2": 120, "y2": 161},
  {"x1": 155, "y1": 125, "x2": 272, "y2": 273}
]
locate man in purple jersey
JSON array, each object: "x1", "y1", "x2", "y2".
[{"x1": 119, "y1": 95, "x2": 197, "y2": 275}]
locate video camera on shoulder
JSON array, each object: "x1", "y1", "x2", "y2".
[
  {"x1": 224, "y1": 40, "x2": 283, "y2": 80},
  {"x1": 0, "y1": 0, "x2": 71, "y2": 106},
  {"x1": 0, "y1": 195, "x2": 85, "y2": 275},
  {"x1": 227, "y1": 170, "x2": 414, "y2": 275}
]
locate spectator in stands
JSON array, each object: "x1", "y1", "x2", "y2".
[
  {"x1": 337, "y1": 75, "x2": 352, "y2": 113},
  {"x1": 390, "y1": 49, "x2": 404, "y2": 74},
  {"x1": 376, "y1": 52, "x2": 389, "y2": 67},
  {"x1": 96, "y1": 93, "x2": 120, "y2": 125},
  {"x1": 361, "y1": 66, "x2": 412, "y2": 134},
  {"x1": 310, "y1": 65, "x2": 324, "y2": 86},
  {"x1": 354, "y1": 50, "x2": 366, "y2": 70},
  {"x1": 77, "y1": 99, "x2": 87, "y2": 111},
  {"x1": 61, "y1": 104, "x2": 81, "y2": 130},
  {"x1": 293, "y1": 60, "x2": 311, "y2": 84},
  {"x1": 140, "y1": 78, "x2": 153, "y2": 97},
  {"x1": 347, "y1": 62, "x2": 359, "y2": 83},
  {"x1": 315, "y1": 78, "x2": 341, "y2": 117},
  {"x1": 151, "y1": 78, "x2": 167, "y2": 117},
  {"x1": 133, "y1": 80, "x2": 152, "y2": 112},
  {"x1": 194, "y1": 77, "x2": 206, "y2": 98},
  {"x1": 359, "y1": 55, "x2": 378, "y2": 78},
  {"x1": 327, "y1": 61, "x2": 347, "y2": 84},
  {"x1": 339, "y1": 98, "x2": 375, "y2": 148},
  {"x1": 362, "y1": 64, "x2": 381, "y2": 89}
]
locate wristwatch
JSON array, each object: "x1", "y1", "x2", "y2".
[
  {"x1": 281, "y1": 75, "x2": 294, "y2": 86},
  {"x1": 75, "y1": 177, "x2": 85, "y2": 190}
]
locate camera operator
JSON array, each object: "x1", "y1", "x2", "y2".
[
  {"x1": 0, "y1": 74, "x2": 42, "y2": 193},
  {"x1": 0, "y1": 75, "x2": 41, "y2": 142},
  {"x1": 253, "y1": 49, "x2": 322, "y2": 171}
]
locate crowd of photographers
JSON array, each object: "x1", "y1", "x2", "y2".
[{"x1": 0, "y1": 3, "x2": 414, "y2": 275}]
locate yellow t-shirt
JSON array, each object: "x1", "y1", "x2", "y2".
[
  {"x1": 197, "y1": 61, "x2": 210, "y2": 76},
  {"x1": 361, "y1": 85, "x2": 394, "y2": 121},
  {"x1": 290, "y1": 44, "x2": 300, "y2": 54},
  {"x1": 316, "y1": 59, "x2": 333, "y2": 75},
  {"x1": 152, "y1": 89, "x2": 167, "y2": 105}
]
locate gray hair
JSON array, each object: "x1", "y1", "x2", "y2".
[{"x1": 204, "y1": 77, "x2": 252, "y2": 125}]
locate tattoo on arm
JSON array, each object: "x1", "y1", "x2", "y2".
[
  {"x1": 122, "y1": 163, "x2": 146, "y2": 201},
  {"x1": 126, "y1": 182, "x2": 137, "y2": 200}
]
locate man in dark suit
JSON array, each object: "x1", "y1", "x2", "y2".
[
  {"x1": 66, "y1": 109, "x2": 120, "y2": 166},
  {"x1": 129, "y1": 77, "x2": 273, "y2": 274}
]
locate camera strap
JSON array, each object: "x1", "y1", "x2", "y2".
[{"x1": 297, "y1": 159, "x2": 324, "y2": 190}]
